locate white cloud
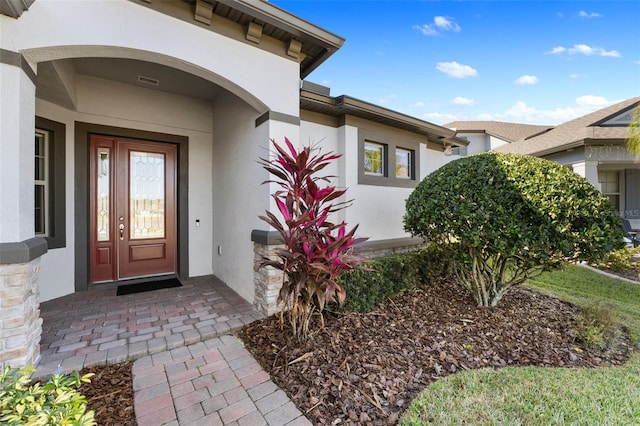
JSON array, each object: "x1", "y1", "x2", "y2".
[
  {"x1": 600, "y1": 49, "x2": 621, "y2": 58},
  {"x1": 503, "y1": 101, "x2": 577, "y2": 124},
  {"x1": 436, "y1": 61, "x2": 478, "y2": 78},
  {"x1": 434, "y1": 16, "x2": 461, "y2": 32},
  {"x1": 494, "y1": 97, "x2": 617, "y2": 125},
  {"x1": 421, "y1": 112, "x2": 459, "y2": 124},
  {"x1": 476, "y1": 113, "x2": 494, "y2": 121},
  {"x1": 579, "y1": 10, "x2": 602, "y2": 18},
  {"x1": 451, "y1": 96, "x2": 475, "y2": 106},
  {"x1": 547, "y1": 46, "x2": 566, "y2": 55},
  {"x1": 546, "y1": 44, "x2": 620, "y2": 57},
  {"x1": 576, "y1": 95, "x2": 608, "y2": 107},
  {"x1": 514, "y1": 75, "x2": 538, "y2": 85},
  {"x1": 377, "y1": 94, "x2": 396, "y2": 105},
  {"x1": 414, "y1": 16, "x2": 460, "y2": 36},
  {"x1": 410, "y1": 101, "x2": 426, "y2": 108}
]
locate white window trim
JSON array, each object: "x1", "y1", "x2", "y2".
[
  {"x1": 35, "y1": 129, "x2": 49, "y2": 237},
  {"x1": 396, "y1": 147, "x2": 412, "y2": 179}
]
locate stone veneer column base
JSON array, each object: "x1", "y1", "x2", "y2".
[
  {"x1": 0, "y1": 259, "x2": 43, "y2": 369},
  {"x1": 253, "y1": 242, "x2": 286, "y2": 317}
]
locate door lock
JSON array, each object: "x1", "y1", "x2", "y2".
[{"x1": 119, "y1": 223, "x2": 125, "y2": 240}]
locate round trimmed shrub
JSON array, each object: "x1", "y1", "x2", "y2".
[{"x1": 404, "y1": 152, "x2": 624, "y2": 307}]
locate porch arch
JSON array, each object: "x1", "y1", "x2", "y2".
[{"x1": 23, "y1": 45, "x2": 269, "y2": 114}]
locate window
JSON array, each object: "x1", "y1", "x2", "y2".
[
  {"x1": 364, "y1": 141, "x2": 385, "y2": 176},
  {"x1": 35, "y1": 130, "x2": 49, "y2": 236},
  {"x1": 34, "y1": 117, "x2": 66, "y2": 249},
  {"x1": 358, "y1": 131, "x2": 420, "y2": 188},
  {"x1": 396, "y1": 148, "x2": 413, "y2": 179},
  {"x1": 598, "y1": 171, "x2": 620, "y2": 208}
]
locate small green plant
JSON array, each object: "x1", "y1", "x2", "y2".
[
  {"x1": 0, "y1": 365, "x2": 96, "y2": 426},
  {"x1": 575, "y1": 302, "x2": 620, "y2": 349},
  {"x1": 593, "y1": 246, "x2": 640, "y2": 272}
]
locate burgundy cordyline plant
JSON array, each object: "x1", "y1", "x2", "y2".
[{"x1": 257, "y1": 138, "x2": 368, "y2": 340}]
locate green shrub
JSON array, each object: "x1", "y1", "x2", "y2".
[
  {"x1": 592, "y1": 246, "x2": 640, "y2": 271},
  {"x1": 575, "y1": 302, "x2": 620, "y2": 349},
  {"x1": 335, "y1": 245, "x2": 451, "y2": 313},
  {"x1": 404, "y1": 152, "x2": 624, "y2": 307},
  {"x1": 0, "y1": 365, "x2": 96, "y2": 426}
]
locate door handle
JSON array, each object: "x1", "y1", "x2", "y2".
[{"x1": 119, "y1": 223, "x2": 125, "y2": 240}]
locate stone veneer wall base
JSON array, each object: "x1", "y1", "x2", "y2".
[{"x1": 0, "y1": 259, "x2": 43, "y2": 369}]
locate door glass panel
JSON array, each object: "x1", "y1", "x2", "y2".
[
  {"x1": 97, "y1": 148, "x2": 110, "y2": 241},
  {"x1": 130, "y1": 151, "x2": 165, "y2": 239}
]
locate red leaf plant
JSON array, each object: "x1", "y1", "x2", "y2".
[{"x1": 257, "y1": 138, "x2": 368, "y2": 340}]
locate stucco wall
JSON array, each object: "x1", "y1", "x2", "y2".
[
  {"x1": 0, "y1": 62, "x2": 36, "y2": 243},
  {"x1": 36, "y1": 75, "x2": 217, "y2": 301},
  {"x1": 298, "y1": 120, "x2": 426, "y2": 242},
  {"x1": 1, "y1": 0, "x2": 299, "y2": 116}
]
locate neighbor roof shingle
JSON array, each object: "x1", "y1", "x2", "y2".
[
  {"x1": 495, "y1": 97, "x2": 640, "y2": 156},
  {"x1": 444, "y1": 120, "x2": 553, "y2": 143}
]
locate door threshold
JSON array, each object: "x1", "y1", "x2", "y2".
[{"x1": 89, "y1": 273, "x2": 178, "y2": 291}]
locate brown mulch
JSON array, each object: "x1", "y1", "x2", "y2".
[
  {"x1": 239, "y1": 279, "x2": 632, "y2": 425},
  {"x1": 80, "y1": 362, "x2": 136, "y2": 426}
]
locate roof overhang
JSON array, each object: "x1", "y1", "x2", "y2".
[
  {"x1": 183, "y1": 0, "x2": 345, "y2": 77},
  {"x1": 300, "y1": 88, "x2": 468, "y2": 147},
  {"x1": 0, "y1": 0, "x2": 35, "y2": 18}
]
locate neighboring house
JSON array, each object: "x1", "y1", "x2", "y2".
[
  {"x1": 444, "y1": 120, "x2": 552, "y2": 158},
  {"x1": 497, "y1": 97, "x2": 640, "y2": 225},
  {"x1": 0, "y1": 0, "x2": 464, "y2": 368},
  {"x1": 446, "y1": 97, "x2": 640, "y2": 226}
]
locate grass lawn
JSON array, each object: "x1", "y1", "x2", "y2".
[{"x1": 401, "y1": 265, "x2": 640, "y2": 425}]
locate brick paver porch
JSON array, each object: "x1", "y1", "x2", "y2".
[{"x1": 36, "y1": 275, "x2": 310, "y2": 425}]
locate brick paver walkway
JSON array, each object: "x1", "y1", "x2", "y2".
[{"x1": 36, "y1": 276, "x2": 310, "y2": 425}]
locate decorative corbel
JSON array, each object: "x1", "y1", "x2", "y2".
[
  {"x1": 194, "y1": 0, "x2": 213, "y2": 25},
  {"x1": 287, "y1": 39, "x2": 302, "y2": 59},
  {"x1": 246, "y1": 22, "x2": 263, "y2": 44}
]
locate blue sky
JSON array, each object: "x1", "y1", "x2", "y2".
[{"x1": 272, "y1": 0, "x2": 640, "y2": 125}]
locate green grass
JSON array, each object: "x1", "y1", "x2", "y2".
[
  {"x1": 526, "y1": 264, "x2": 640, "y2": 344},
  {"x1": 401, "y1": 264, "x2": 640, "y2": 425},
  {"x1": 400, "y1": 355, "x2": 640, "y2": 425}
]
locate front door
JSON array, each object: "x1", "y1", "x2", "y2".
[{"x1": 90, "y1": 136, "x2": 177, "y2": 283}]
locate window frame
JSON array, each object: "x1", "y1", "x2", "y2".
[
  {"x1": 395, "y1": 147, "x2": 414, "y2": 179},
  {"x1": 364, "y1": 141, "x2": 386, "y2": 176},
  {"x1": 35, "y1": 129, "x2": 49, "y2": 236},
  {"x1": 598, "y1": 170, "x2": 621, "y2": 210},
  {"x1": 358, "y1": 129, "x2": 420, "y2": 188},
  {"x1": 35, "y1": 116, "x2": 66, "y2": 249}
]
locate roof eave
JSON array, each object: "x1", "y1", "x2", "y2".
[
  {"x1": 228, "y1": 0, "x2": 344, "y2": 78},
  {"x1": 300, "y1": 90, "x2": 468, "y2": 147}
]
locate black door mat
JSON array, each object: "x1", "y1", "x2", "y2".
[{"x1": 116, "y1": 278, "x2": 182, "y2": 296}]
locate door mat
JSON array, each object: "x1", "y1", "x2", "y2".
[{"x1": 116, "y1": 278, "x2": 181, "y2": 296}]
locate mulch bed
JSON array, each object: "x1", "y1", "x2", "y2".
[
  {"x1": 239, "y1": 279, "x2": 632, "y2": 425},
  {"x1": 81, "y1": 362, "x2": 136, "y2": 426}
]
